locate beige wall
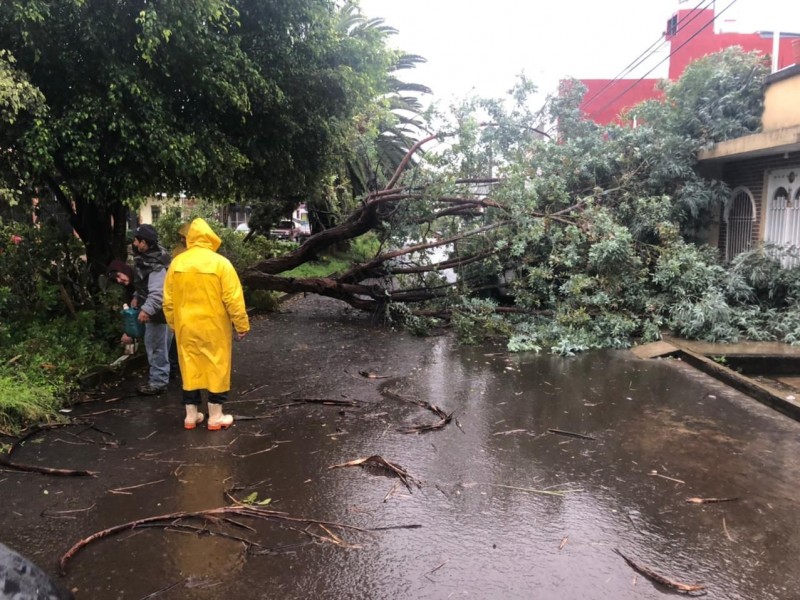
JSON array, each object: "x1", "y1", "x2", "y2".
[
  {"x1": 139, "y1": 195, "x2": 192, "y2": 224},
  {"x1": 138, "y1": 198, "x2": 160, "y2": 224},
  {"x1": 763, "y1": 72, "x2": 800, "y2": 131}
]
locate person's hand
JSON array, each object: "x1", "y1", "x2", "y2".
[
  {"x1": 130, "y1": 298, "x2": 139, "y2": 308},
  {"x1": 121, "y1": 333, "x2": 133, "y2": 345},
  {"x1": 236, "y1": 331, "x2": 248, "y2": 341},
  {"x1": 138, "y1": 310, "x2": 151, "y2": 323}
]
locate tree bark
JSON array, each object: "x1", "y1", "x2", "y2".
[{"x1": 46, "y1": 177, "x2": 127, "y2": 278}]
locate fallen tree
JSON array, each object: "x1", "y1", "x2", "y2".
[{"x1": 243, "y1": 49, "x2": 800, "y2": 354}]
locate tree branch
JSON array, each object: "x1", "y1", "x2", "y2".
[{"x1": 384, "y1": 133, "x2": 439, "y2": 190}]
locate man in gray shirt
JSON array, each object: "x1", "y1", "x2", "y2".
[{"x1": 129, "y1": 224, "x2": 172, "y2": 395}]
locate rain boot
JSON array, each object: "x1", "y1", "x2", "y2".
[
  {"x1": 184, "y1": 404, "x2": 204, "y2": 430},
  {"x1": 207, "y1": 402, "x2": 233, "y2": 431}
]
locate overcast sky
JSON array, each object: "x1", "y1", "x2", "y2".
[{"x1": 357, "y1": 0, "x2": 800, "y2": 106}]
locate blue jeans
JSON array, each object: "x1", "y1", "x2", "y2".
[{"x1": 144, "y1": 322, "x2": 172, "y2": 388}]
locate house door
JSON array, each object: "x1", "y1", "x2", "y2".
[
  {"x1": 764, "y1": 167, "x2": 800, "y2": 266},
  {"x1": 725, "y1": 187, "x2": 755, "y2": 262}
]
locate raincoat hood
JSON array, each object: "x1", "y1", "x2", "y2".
[{"x1": 186, "y1": 218, "x2": 221, "y2": 252}]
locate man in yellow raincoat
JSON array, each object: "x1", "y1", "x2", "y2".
[{"x1": 163, "y1": 218, "x2": 250, "y2": 430}]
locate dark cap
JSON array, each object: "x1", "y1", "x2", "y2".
[
  {"x1": 107, "y1": 259, "x2": 134, "y2": 282},
  {"x1": 134, "y1": 224, "x2": 158, "y2": 244}
]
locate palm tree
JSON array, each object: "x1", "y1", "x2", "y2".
[
  {"x1": 338, "y1": 3, "x2": 431, "y2": 196},
  {"x1": 304, "y1": 3, "x2": 431, "y2": 239}
]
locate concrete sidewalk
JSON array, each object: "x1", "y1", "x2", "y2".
[{"x1": 632, "y1": 336, "x2": 800, "y2": 421}]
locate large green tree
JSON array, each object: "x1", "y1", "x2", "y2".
[
  {"x1": 0, "y1": 50, "x2": 46, "y2": 213},
  {"x1": 0, "y1": 0, "x2": 396, "y2": 273}
]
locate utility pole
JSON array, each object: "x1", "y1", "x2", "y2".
[{"x1": 772, "y1": 28, "x2": 780, "y2": 73}]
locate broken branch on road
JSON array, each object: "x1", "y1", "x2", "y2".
[
  {"x1": 648, "y1": 470, "x2": 685, "y2": 485},
  {"x1": 240, "y1": 384, "x2": 269, "y2": 396},
  {"x1": 397, "y1": 412, "x2": 453, "y2": 434},
  {"x1": 547, "y1": 428, "x2": 595, "y2": 441},
  {"x1": 359, "y1": 371, "x2": 391, "y2": 379},
  {"x1": 0, "y1": 454, "x2": 95, "y2": 477},
  {"x1": 8, "y1": 423, "x2": 74, "y2": 456},
  {"x1": 381, "y1": 388, "x2": 454, "y2": 434},
  {"x1": 60, "y1": 503, "x2": 371, "y2": 574},
  {"x1": 41, "y1": 503, "x2": 97, "y2": 518},
  {"x1": 108, "y1": 479, "x2": 166, "y2": 495},
  {"x1": 328, "y1": 455, "x2": 423, "y2": 492},
  {"x1": 685, "y1": 497, "x2": 739, "y2": 504},
  {"x1": 231, "y1": 443, "x2": 279, "y2": 458},
  {"x1": 286, "y1": 398, "x2": 363, "y2": 407},
  {"x1": 613, "y1": 548, "x2": 706, "y2": 595},
  {"x1": 485, "y1": 483, "x2": 582, "y2": 497}
]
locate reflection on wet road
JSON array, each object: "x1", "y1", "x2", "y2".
[{"x1": 2, "y1": 297, "x2": 800, "y2": 599}]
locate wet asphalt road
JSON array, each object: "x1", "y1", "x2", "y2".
[{"x1": 2, "y1": 295, "x2": 800, "y2": 599}]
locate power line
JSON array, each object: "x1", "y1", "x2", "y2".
[
  {"x1": 590, "y1": 0, "x2": 740, "y2": 119},
  {"x1": 582, "y1": 0, "x2": 715, "y2": 110}
]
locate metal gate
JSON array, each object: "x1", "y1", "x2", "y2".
[
  {"x1": 725, "y1": 187, "x2": 754, "y2": 262},
  {"x1": 764, "y1": 168, "x2": 800, "y2": 267}
]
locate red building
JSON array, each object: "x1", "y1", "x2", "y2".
[{"x1": 579, "y1": 6, "x2": 800, "y2": 125}]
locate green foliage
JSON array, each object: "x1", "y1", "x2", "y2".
[
  {"x1": 0, "y1": 218, "x2": 118, "y2": 432},
  {"x1": 282, "y1": 256, "x2": 351, "y2": 279},
  {"x1": 152, "y1": 202, "x2": 288, "y2": 272},
  {"x1": 240, "y1": 491, "x2": 271, "y2": 506},
  {"x1": 0, "y1": 0, "x2": 401, "y2": 272},
  {"x1": 348, "y1": 232, "x2": 382, "y2": 263},
  {"x1": 245, "y1": 289, "x2": 281, "y2": 313},
  {"x1": 0, "y1": 309, "x2": 117, "y2": 434},
  {"x1": 0, "y1": 50, "x2": 46, "y2": 207},
  {"x1": 211, "y1": 225, "x2": 280, "y2": 274},
  {"x1": 396, "y1": 48, "x2": 782, "y2": 353},
  {"x1": 0, "y1": 373, "x2": 61, "y2": 435},
  {"x1": 651, "y1": 47, "x2": 768, "y2": 147},
  {"x1": 279, "y1": 233, "x2": 381, "y2": 279},
  {"x1": 451, "y1": 298, "x2": 511, "y2": 346},
  {"x1": 4, "y1": 313, "x2": 116, "y2": 385},
  {"x1": 0, "y1": 219, "x2": 93, "y2": 322},
  {"x1": 385, "y1": 302, "x2": 438, "y2": 337}
]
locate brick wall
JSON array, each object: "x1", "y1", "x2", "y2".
[{"x1": 716, "y1": 151, "x2": 800, "y2": 258}]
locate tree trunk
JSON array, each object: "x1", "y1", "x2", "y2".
[{"x1": 47, "y1": 178, "x2": 129, "y2": 279}]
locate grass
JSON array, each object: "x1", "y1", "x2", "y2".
[
  {"x1": 0, "y1": 313, "x2": 117, "y2": 435},
  {"x1": 281, "y1": 254, "x2": 351, "y2": 278},
  {"x1": 244, "y1": 253, "x2": 354, "y2": 313},
  {"x1": 0, "y1": 373, "x2": 62, "y2": 435},
  {"x1": 279, "y1": 233, "x2": 382, "y2": 278}
]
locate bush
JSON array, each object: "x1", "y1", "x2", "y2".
[
  {"x1": 246, "y1": 289, "x2": 281, "y2": 313},
  {"x1": 0, "y1": 313, "x2": 118, "y2": 432},
  {"x1": 348, "y1": 232, "x2": 382, "y2": 263},
  {"x1": 451, "y1": 298, "x2": 511, "y2": 345},
  {"x1": 0, "y1": 373, "x2": 61, "y2": 435},
  {"x1": 0, "y1": 218, "x2": 118, "y2": 432},
  {"x1": 153, "y1": 206, "x2": 294, "y2": 272},
  {"x1": 0, "y1": 219, "x2": 92, "y2": 322}
]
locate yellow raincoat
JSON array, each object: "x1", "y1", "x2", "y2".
[{"x1": 163, "y1": 218, "x2": 250, "y2": 393}]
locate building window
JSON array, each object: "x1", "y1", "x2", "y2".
[
  {"x1": 666, "y1": 15, "x2": 678, "y2": 37},
  {"x1": 724, "y1": 187, "x2": 755, "y2": 262},
  {"x1": 227, "y1": 204, "x2": 251, "y2": 229},
  {"x1": 151, "y1": 205, "x2": 161, "y2": 222},
  {"x1": 764, "y1": 168, "x2": 800, "y2": 267}
]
